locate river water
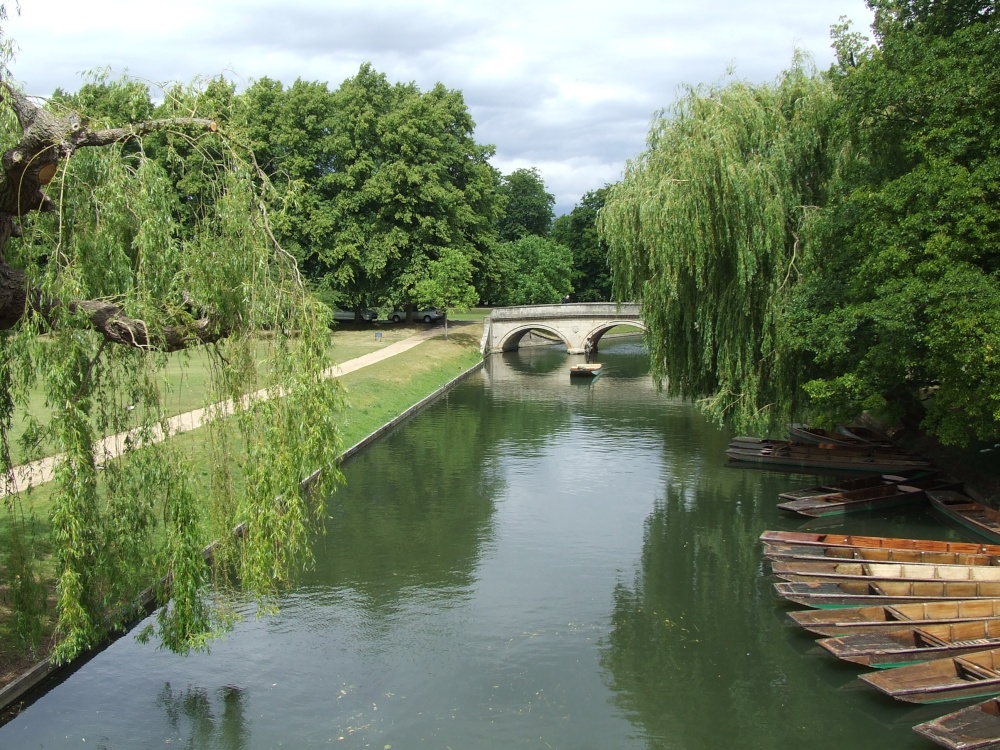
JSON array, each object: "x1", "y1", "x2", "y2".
[{"x1": 0, "y1": 337, "x2": 967, "y2": 748}]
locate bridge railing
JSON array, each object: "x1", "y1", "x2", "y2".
[{"x1": 488, "y1": 302, "x2": 640, "y2": 321}]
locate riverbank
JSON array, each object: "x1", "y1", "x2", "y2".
[{"x1": 0, "y1": 321, "x2": 484, "y2": 719}]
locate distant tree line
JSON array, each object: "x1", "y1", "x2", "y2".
[
  {"x1": 51, "y1": 66, "x2": 613, "y2": 319},
  {"x1": 600, "y1": 0, "x2": 1000, "y2": 447}
]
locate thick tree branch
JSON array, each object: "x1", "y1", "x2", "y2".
[
  {"x1": 68, "y1": 299, "x2": 229, "y2": 352},
  {"x1": 0, "y1": 82, "x2": 227, "y2": 350}
]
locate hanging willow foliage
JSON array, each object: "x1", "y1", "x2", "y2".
[
  {"x1": 0, "y1": 76, "x2": 344, "y2": 662},
  {"x1": 600, "y1": 55, "x2": 839, "y2": 434}
]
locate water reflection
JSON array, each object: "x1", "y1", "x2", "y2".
[
  {"x1": 0, "y1": 335, "x2": 956, "y2": 748},
  {"x1": 157, "y1": 683, "x2": 248, "y2": 750}
]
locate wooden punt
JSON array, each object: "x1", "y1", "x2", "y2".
[
  {"x1": 772, "y1": 561, "x2": 1000, "y2": 585},
  {"x1": 776, "y1": 476, "x2": 960, "y2": 517},
  {"x1": 788, "y1": 425, "x2": 894, "y2": 447},
  {"x1": 730, "y1": 436, "x2": 911, "y2": 455},
  {"x1": 789, "y1": 600, "x2": 1000, "y2": 636},
  {"x1": 775, "y1": 580, "x2": 1000, "y2": 609},
  {"x1": 569, "y1": 363, "x2": 602, "y2": 378},
  {"x1": 778, "y1": 470, "x2": 935, "y2": 501},
  {"x1": 759, "y1": 530, "x2": 1000, "y2": 557},
  {"x1": 764, "y1": 543, "x2": 1000, "y2": 567},
  {"x1": 726, "y1": 439, "x2": 931, "y2": 473},
  {"x1": 930, "y1": 492, "x2": 1000, "y2": 545},
  {"x1": 818, "y1": 620, "x2": 1000, "y2": 668},
  {"x1": 913, "y1": 697, "x2": 1000, "y2": 749},
  {"x1": 839, "y1": 425, "x2": 897, "y2": 445},
  {"x1": 860, "y1": 648, "x2": 1000, "y2": 704}
]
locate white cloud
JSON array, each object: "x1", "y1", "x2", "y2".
[{"x1": 4, "y1": 0, "x2": 874, "y2": 214}]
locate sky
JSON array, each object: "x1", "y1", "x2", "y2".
[{"x1": 4, "y1": 0, "x2": 875, "y2": 216}]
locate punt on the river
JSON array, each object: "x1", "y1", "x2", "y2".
[
  {"x1": 759, "y1": 530, "x2": 1000, "y2": 557},
  {"x1": 764, "y1": 542, "x2": 1000, "y2": 567},
  {"x1": 788, "y1": 599, "x2": 1000, "y2": 636},
  {"x1": 775, "y1": 580, "x2": 1000, "y2": 609},
  {"x1": 569, "y1": 363, "x2": 602, "y2": 378},
  {"x1": 930, "y1": 491, "x2": 1000, "y2": 545},
  {"x1": 817, "y1": 619, "x2": 1000, "y2": 668},
  {"x1": 726, "y1": 437, "x2": 931, "y2": 473},
  {"x1": 913, "y1": 696, "x2": 1000, "y2": 749},
  {"x1": 775, "y1": 475, "x2": 961, "y2": 517},
  {"x1": 860, "y1": 648, "x2": 1000, "y2": 704},
  {"x1": 777, "y1": 469, "x2": 938, "y2": 501},
  {"x1": 771, "y1": 560, "x2": 1000, "y2": 585}
]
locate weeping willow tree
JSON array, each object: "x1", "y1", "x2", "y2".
[
  {"x1": 600, "y1": 56, "x2": 839, "y2": 434},
  {"x1": 0, "y1": 70, "x2": 344, "y2": 662}
]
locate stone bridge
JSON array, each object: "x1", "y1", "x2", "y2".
[{"x1": 481, "y1": 303, "x2": 644, "y2": 355}]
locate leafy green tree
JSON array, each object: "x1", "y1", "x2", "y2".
[
  {"x1": 238, "y1": 77, "x2": 338, "y2": 278},
  {"x1": 793, "y1": 1, "x2": 1000, "y2": 444},
  {"x1": 600, "y1": 56, "x2": 838, "y2": 433},
  {"x1": 323, "y1": 64, "x2": 501, "y2": 314},
  {"x1": 552, "y1": 187, "x2": 612, "y2": 301},
  {"x1": 497, "y1": 235, "x2": 574, "y2": 305},
  {"x1": 497, "y1": 167, "x2": 554, "y2": 241},
  {"x1": 0, "y1": 70, "x2": 343, "y2": 661},
  {"x1": 415, "y1": 246, "x2": 478, "y2": 337}
]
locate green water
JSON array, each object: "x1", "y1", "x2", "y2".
[{"x1": 0, "y1": 338, "x2": 962, "y2": 748}]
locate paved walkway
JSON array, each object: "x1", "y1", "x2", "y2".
[{"x1": 1, "y1": 327, "x2": 441, "y2": 497}]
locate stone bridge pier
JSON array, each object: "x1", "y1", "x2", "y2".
[{"x1": 481, "y1": 303, "x2": 643, "y2": 355}]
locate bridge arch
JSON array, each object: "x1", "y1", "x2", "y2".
[
  {"x1": 584, "y1": 320, "x2": 647, "y2": 353},
  {"x1": 495, "y1": 324, "x2": 571, "y2": 353}
]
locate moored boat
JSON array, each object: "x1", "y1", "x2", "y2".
[
  {"x1": 818, "y1": 620, "x2": 1000, "y2": 668},
  {"x1": 759, "y1": 530, "x2": 1000, "y2": 557},
  {"x1": 777, "y1": 470, "x2": 935, "y2": 501},
  {"x1": 789, "y1": 600, "x2": 1000, "y2": 637},
  {"x1": 787, "y1": 424, "x2": 894, "y2": 447},
  {"x1": 776, "y1": 475, "x2": 960, "y2": 517},
  {"x1": 765, "y1": 542, "x2": 1000, "y2": 567},
  {"x1": 913, "y1": 697, "x2": 1000, "y2": 749},
  {"x1": 726, "y1": 438, "x2": 931, "y2": 473},
  {"x1": 930, "y1": 491, "x2": 1000, "y2": 545},
  {"x1": 772, "y1": 561, "x2": 1000, "y2": 585},
  {"x1": 860, "y1": 648, "x2": 1000, "y2": 704},
  {"x1": 775, "y1": 580, "x2": 1000, "y2": 609},
  {"x1": 788, "y1": 425, "x2": 874, "y2": 446}
]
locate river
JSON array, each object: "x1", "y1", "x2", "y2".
[{"x1": 0, "y1": 336, "x2": 964, "y2": 748}]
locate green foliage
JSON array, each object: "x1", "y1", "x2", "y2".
[
  {"x1": 2, "y1": 75, "x2": 345, "y2": 661},
  {"x1": 321, "y1": 64, "x2": 501, "y2": 313},
  {"x1": 415, "y1": 246, "x2": 479, "y2": 314},
  {"x1": 551, "y1": 188, "x2": 613, "y2": 301},
  {"x1": 496, "y1": 167, "x2": 555, "y2": 241},
  {"x1": 496, "y1": 235, "x2": 574, "y2": 305},
  {"x1": 601, "y1": 57, "x2": 838, "y2": 433},
  {"x1": 238, "y1": 77, "x2": 338, "y2": 275},
  {"x1": 795, "y1": 3, "x2": 1000, "y2": 444}
]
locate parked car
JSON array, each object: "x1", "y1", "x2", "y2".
[
  {"x1": 388, "y1": 308, "x2": 443, "y2": 324},
  {"x1": 332, "y1": 308, "x2": 377, "y2": 323}
]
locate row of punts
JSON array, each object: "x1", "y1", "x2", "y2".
[
  {"x1": 738, "y1": 426, "x2": 1000, "y2": 746},
  {"x1": 765, "y1": 525, "x2": 1000, "y2": 748}
]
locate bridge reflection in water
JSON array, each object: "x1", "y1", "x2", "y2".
[{"x1": 481, "y1": 302, "x2": 643, "y2": 355}]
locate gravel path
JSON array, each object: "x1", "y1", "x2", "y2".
[{"x1": 0, "y1": 327, "x2": 441, "y2": 498}]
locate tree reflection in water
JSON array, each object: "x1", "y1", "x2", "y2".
[{"x1": 157, "y1": 683, "x2": 248, "y2": 750}]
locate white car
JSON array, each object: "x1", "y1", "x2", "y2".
[
  {"x1": 332, "y1": 308, "x2": 377, "y2": 323},
  {"x1": 389, "y1": 308, "x2": 443, "y2": 324}
]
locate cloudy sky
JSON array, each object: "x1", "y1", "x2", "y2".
[{"x1": 5, "y1": 0, "x2": 874, "y2": 215}]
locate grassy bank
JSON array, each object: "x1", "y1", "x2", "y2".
[{"x1": 0, "y1": 320, "x2": 484, "y2": 693}]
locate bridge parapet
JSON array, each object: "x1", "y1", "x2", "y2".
[
  {"x1": 483, "y1": 302, "x2": 644, "y2": 355},
  {"x1": 489, "y1": 303, "x2": 640, "y2": 321}
]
